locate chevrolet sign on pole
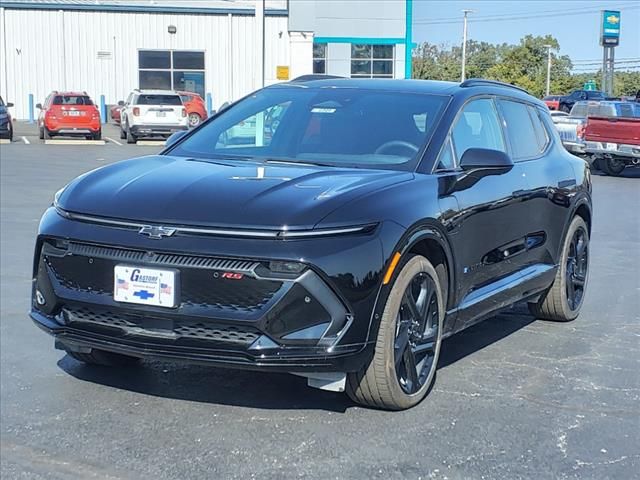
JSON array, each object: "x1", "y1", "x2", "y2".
[{"x1": 600, "y1": 10, "x2": 621, "y2": 46}]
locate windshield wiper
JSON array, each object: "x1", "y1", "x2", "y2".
[{"x1": 261, "y1": 158, "x2": 335, "y2": 168}]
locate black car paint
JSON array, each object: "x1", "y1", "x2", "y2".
[
  {"x1": 0, "y1": 97, "x2": 13, "y2": 140},
  {"x1": 31, "y1": 79, "x2": 592, "y2": 373},
  {"x1": 558, "y1": 89, "x2": 605, "y2": 113}
]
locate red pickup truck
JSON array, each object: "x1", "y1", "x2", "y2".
[{"x1": 584, "y1": 103, "x2": 640, "y2": 176}]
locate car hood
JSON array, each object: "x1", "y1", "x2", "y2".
[{"x1": 59, "y1": 155, "x2": 413, "y2": 230}]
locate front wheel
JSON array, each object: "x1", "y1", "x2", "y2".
[
  {"x1": 346, "y1": 254, "x2": 444, "y2": 410},
  {"x1": 529, "y1": 216, "x2": 589, "y2": 321}
]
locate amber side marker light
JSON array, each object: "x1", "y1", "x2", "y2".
[{"x1": 383, "y1": 252, "x2": 402, "y2": 285}]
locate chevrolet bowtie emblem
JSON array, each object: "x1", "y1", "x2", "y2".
[{"x1": 138, "y1": 225, "x2": 177, "y2": 239}]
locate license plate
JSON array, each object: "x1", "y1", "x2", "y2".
[
  {"x1": 68, "y1": 111, "x2": 81, "y2": 116},
  {"x1": 606, "y1": 143, "x2": 617, "y2": 151},
  {"x1": 114, "y1": 266, "x2": 177, "y2": 307},
  {"x1": 156, "y1": 111, "x2": 167, "y2": 117}
]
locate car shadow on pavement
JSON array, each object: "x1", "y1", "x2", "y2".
[
  {"x1": 57, "y1": 304, "x2": 536, "y2": 412},
  {"x1": 437, "y1": 304, "x2": 536, "y2": 369}
]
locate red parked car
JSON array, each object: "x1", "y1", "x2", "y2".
[
  {"x1": 110, "y1": 103, "x2": 122, "y2": 124},
  {"x1": 178, "y1": 91, "x2": 208, "y2": 127},
  {"x1": 543, "y1": 95, "x2": 561, "y2": 111},
  {"x1": 37, "y1": 91, "x2": 101, "y2": 140}
]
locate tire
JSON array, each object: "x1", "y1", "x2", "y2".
[
  {"x1": 44, "y1": 128, "x2": 52, "y2": 140},
  {"x1": 346, "y1": 254, "x2": 444, "y2": 410},
  {"x1": 561, "y1": 104, "x2": 571, "y2": 113},
  {"x1": 65, "y1": 348, "x2": 139, "y2": 367},
  {"x1": 601, "y1": 157, "x2": 626, "y2": 176},
  {"x1": 126, "y1": 123, "x2": 137, "y2": 144},
  {"x1": 93, "y1": 130, "x2": 102, "y2": 141},
  {"x1": 529, "y1": 216, "x2": 589, "y2": 321},
  {"x1": 120, "y1": 125, "x2": 127, "y2": 140},
  {"x1": 188, "y1": 112, "x2": 202, "y2": 127},
  {"x1": 39, "y1": 126, "x2": 45, "y2": 140}
]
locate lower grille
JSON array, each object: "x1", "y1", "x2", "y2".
[
  {"x1": 63, "y1": 305, "x2": 261, "y2": 345},
  {"x1": 45, "y1": 248, "x2": 283, "y2": 313}
]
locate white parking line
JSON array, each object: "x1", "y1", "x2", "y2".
[
  {"x1": 22, "y1": 136, "x2": 30, "y2": 144},
  {"x1": 0, "y1": 139, "x2": 10, "y2": 144},
  {"x1": 44, "y1": 139, "x2": 106, "y2": 145},
  {"x1": 105, "y1": 136, "x2": 123, "y2": 146},
  {"x1": 136, "y1": 140, "x2": 166, "y2": 146}
]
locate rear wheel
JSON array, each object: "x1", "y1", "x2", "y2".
[
  {"x1": 65, "y1": 348, "x2": 139, "y2": 367},
  {"x1": 39, "y1": 126, "x2": 45, "y2": 140},
  {"x1": 346, "y1": 254, "x2": 444, "y2": 410},
  {"x1": 93, "y1": 130, "x2": 102, "y2": 141},
  {"x1": 126, "y1": 123, "x2": 137, "y2": 144},
  {"x1": 188, "y1": 112, "x2": 202, "y2": 127},
  {"x1": 601, "y1": 157, "x2": 626, "y2": 176},
  {"x1": 120, "y1": 124, "x2": 127, "y2": 139},
  {"x1": 529, "y1": 216, "x2": 589, "y2": 321}
]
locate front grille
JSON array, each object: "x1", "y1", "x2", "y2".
[
  {"x1": 44, "y1": 244, "x2": 283, "y2": 313},
  {"x1": 63, "y1": 305, "x2": 260, "y2": 345}
]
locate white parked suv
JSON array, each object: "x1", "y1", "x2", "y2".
[{"x1": 119, "y1": 89, "x2": 188, "y2": 144}]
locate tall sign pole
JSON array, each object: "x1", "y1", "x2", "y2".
[
  {"x1": 544, "y1": 45, "x2": 553, "y2": 97},
  {"x1": 461, "y1": 10, "x2": 473, "y2": 82},
  {"x1": 600, "y1": 10, "x2": 621, "y2": 96}
]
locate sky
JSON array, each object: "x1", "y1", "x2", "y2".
[{"x1": 412, "y1": 0, "x2": 640, "y2": 72}]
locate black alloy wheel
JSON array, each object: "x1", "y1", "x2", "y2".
[
  {"x1": 394, "y1": 272, "x2": 440, "y2": 394},
  {"x1": 565, "y1": 226, "x2": 588, "y2": 311},
  {"x1": 346, "y1": 254, "x2": 444, "y2": 410}
]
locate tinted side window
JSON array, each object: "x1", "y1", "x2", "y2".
[
  {"x1": 451, "y1": 98, "x2": 505, "y2": 159},
  {"x1": 528, "y1": 106, "x2": 549, "y2": 152},
  {"x1": 499, "y1": 100, "x2": 542, "y2": 160}
]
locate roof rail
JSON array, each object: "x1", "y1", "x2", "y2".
[
  {"x1": 290, "y1": 74, "x2": 345, "y2": 83},
  {"x1": 460, "y1": 78, "x2": 530, "y2": 95}
]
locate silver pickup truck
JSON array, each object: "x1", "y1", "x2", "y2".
[{"x1": 553, "y1": 101, "x2": 627, "y2": 155}]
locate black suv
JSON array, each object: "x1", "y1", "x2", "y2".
[{"x1": 31, "y1": 78, "x2": 591, "y2": 410}]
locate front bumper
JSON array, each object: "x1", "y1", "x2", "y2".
[
  {"x1": 30, "y1": 208, "x2": 393, "y2": 373},
  {"x1": 130, "y1": 124, "x2": 188, "y2": 137}
]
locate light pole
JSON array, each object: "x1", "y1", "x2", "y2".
[
  {"x1": 461, "y1": 9, "x2": 473, "y2": 82},
  {"x1": 544, "y1": 44, "x2": 553, "y2": 96}
]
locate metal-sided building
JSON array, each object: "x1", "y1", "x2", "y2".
[{"x1": 0, "y1": 0, "x2": 412, "y2": 119}]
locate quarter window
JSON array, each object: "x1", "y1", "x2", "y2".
[
  {"x1": 313, "y1": 43, "x2": 327, "y2": 74},
  {"x1": 451, "y1": 98, "x2": 505, "y2": 160},
  {"x1": 499, "y1": 100, "x2": 543, "y2": 160},
  {"x1": 350, "y1": 44, "x2": 394, "y2": 78},
  {"x1": 528, "y1": 106, "x2": 549, "y2": 152},
  {"x1": 138, "y1": 50, "x2": 205, "y2": 97}
]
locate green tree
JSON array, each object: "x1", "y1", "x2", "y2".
[{"x1": 411, "y1": 34, "x2": 640, "y2": 97}]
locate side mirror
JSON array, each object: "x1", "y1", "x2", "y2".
[
  {"x1": 118, "y1": 100, "x2": 125, "y2": 106},
  {"x1": 6, "y1": 102, "x2": 13, "y2": 108},
  {"x1": 459, "y1": 148, "x2": 514, "y2": 172},
  {"x1": 35, "y1": 103, "x2": 43, "y2": 109},
  {"x1": 165, "y1": 130, "x2": 189, "y2": 148}
]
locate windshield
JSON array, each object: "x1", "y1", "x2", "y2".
[{"x1": 169, "y1": 86, "x2": 449, "y2": 170}]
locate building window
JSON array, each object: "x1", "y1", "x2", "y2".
[
  {"x1": 138, "y1": 50, "x2": 205, "y2": 97},
  {"x1": 313, "y1": 43, "x2": 327, "y2": 74},
  {"x1": 350, "y1": 44, "x2": 394, "y2": 78}
]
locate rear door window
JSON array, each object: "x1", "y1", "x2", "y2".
[{"x1": 498, "y1": 100, "x2": 542, "y2": 160}]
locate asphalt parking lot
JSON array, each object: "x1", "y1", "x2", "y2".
[{"x1": 1, "y1": 134, "x2": 639, "y2": 480}]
